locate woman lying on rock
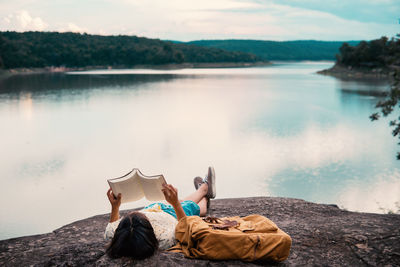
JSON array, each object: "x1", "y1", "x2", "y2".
[
  {"x1": 104, "y1": 167, "x2": 292, "y2": 262},
  {"x1": 104, "y1": 167, "x2": 216, "y2": 259}
]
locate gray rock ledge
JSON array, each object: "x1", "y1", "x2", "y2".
[
  {"x1": 317, "y1": 64, "x2": 392, "y2": 80},
  {"x1": 1, "y1": 197, "x2": 399, "y2": 266}
]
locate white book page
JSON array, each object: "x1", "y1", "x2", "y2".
[
  {"x1": 108, "y1": 169, "x2": 144, "y2": 203},
  {"x1": 139, "y1": 175, "x2": 166, "y2": 201}
]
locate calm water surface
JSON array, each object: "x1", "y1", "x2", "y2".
[{"x1": 0, "y1": 62, "x2": 398, "y2": 240}]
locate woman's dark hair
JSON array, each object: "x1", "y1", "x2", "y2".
[{"x1": 106, "y1": 211, "x2": 158, "y2": 259}]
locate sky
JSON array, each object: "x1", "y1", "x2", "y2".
[{"x1": 0, "y1": 0, "x2": 399, "y2": 41}]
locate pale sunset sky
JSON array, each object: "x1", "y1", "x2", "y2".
[{"x1": 0, "y1": 0, "x2": 399, "y2": 41}]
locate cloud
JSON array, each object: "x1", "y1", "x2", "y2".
[
  {"x1": 338, "y1": 171, "x2": 400, "y2": 213},
  {"x1": 54, "y1": 22, "x2": 90, "y2": 34},
  {"x1": 66, "y1": 23, "x2": 88, "y2": 33},
  {"x1": 119, "y1": 0, "x2": 262, "y2": 11},
  {"x1": 265, "y1": 0, "x2": 400, "y2": 24},
  {"x1": 107, "y1": 0, "x2": 397, "y2": 41},
  {"x1": 0, "y1": 1, "x2": 397, "y2": 40},
  {"x1": 1, "y1": 10, "x2": 48, "y2": 31}
]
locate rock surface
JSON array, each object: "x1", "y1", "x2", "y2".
[
  {"x1": 317, "y1": 64, "x2": 392, "y2": 79},
  {"x1": 1, "y1": 197, "x2": 399, "y2": 266}
]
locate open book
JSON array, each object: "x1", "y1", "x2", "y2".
[{"x1": 107, "y1": 168, "x2": 166, "y2": 203}]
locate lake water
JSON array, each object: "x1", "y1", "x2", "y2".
[{"x1": 0, "y1": 62, "x2": 399, "y2": 240}]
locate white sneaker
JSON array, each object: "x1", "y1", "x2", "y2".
[{"x1": 193, "y1": 176, "x2": 203, "y2": 190}]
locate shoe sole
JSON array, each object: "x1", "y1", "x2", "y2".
[{"x1": 207, "y1": 167, "x2": 216, "y2": 199}]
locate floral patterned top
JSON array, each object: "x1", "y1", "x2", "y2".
[{"x1": 104, "y1": 204, "x2": 178, "y2": 250}]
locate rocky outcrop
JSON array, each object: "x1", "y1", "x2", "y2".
[
  {"x1": 1, "y1": 197, "x2": 399, "y2": 266},
  {"x1": 317, "y1": 64, "x2": 393, "y2": 79}
]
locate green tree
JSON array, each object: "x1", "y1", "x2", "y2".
[
  {"x1": 369, "y1": 34, "x2": 400, "y2": 159},
  {"x1": 370, "y1": 70, "x2": 400, "y2": 159}
]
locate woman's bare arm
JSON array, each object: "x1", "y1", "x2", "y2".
[
  {"x1": 107, "y1": 188, "x2": 122, "y2": 222},
  {"x1": 162, "y1": 184, "x2": 186, "y2": 220}
]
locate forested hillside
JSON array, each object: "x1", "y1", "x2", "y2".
[
  {"x1": 0, "y1": 31, "x2": 262, "y2": 69},
  {"x1": 186, "y1": 40, "x2": 360, "y2": 60}
]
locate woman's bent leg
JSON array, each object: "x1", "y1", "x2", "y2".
[
  {"x1": 198, "y1": 197, "x2": 208, "y2": 216},
  {"x1": 182, "y1": 183, "x2": 208, "y2": 204}
]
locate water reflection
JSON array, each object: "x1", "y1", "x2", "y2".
[
  {"x1": 338, "y1": 170, "x2": 400, "y2": 213},
  {"x1": 336, "y1": 78, "x2": 389, "y2": 109},
  {"x1": 0, "y1": 73, "x2": 182, "y2": 97},
  {"x1": 18, "y1": 92, "x2": 33, "y2": 120},
  {"x1": 0, "y1": 62, "x2": 399, "y2": 240}
]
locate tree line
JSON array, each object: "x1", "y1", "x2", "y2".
[
  {"x1": 0, "y1": 31, "x2": 262, "y2": 69},
  {"x1": 336, "y1": 36, "x2": 400, "y2": 69},
  {"x1": 186, "y1": 40, "x2": 360, "y2": 60}
]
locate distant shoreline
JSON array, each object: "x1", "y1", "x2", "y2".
[{"x1": 0, "y1": 62, "x2": 271, "y2": 77}]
